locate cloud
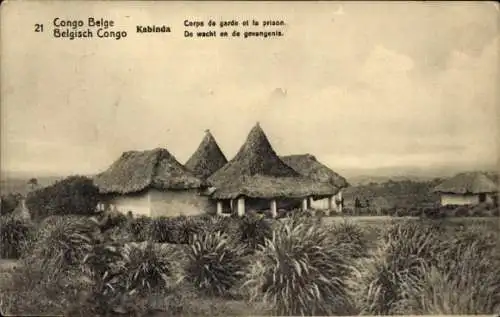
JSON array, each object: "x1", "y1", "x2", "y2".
[{"x1": 1, "y1": 2, "x2": 497, "y2": 175}]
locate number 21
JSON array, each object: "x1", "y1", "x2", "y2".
[{"x1": 34, "y1": 24, "x2": 44, "y2": 32}]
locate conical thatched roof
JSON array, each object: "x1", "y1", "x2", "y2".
[
  {"x1": 433, "y1": 172, "x2": 498, "y2": 194},
  {"x1": 94, "y1": 148, "x2": 205, "y2": 195},
  {"x1": 207, "y1": 123, "x2": 337, "y2": 199},
  {"x1": 185, "y1": 130, "x2": 228, "y2": 180},
  {"x1": 281, "y1": 154, "x2": 350, "y2": 189}
]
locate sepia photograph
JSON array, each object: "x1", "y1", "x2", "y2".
[{"x1": 0, "y1": 1, "x2": 499, "y2": 316}]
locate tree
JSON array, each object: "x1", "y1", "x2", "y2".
[
  {"x1": 26, "y1": 175, "x2": 100, "y2": 220},
  {"x1": 27, "y1": 177, "x2": 38, "y2": 190},
  {"x1": 0, "y1": 193, "x2": 23, "y2": 216}
]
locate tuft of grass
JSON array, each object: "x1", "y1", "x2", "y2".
[
  {"x1": 284, "y1": 209, "x2": 322, "y2": 229},
  {"x1": 0, "y1": 215, "x2": 34, "y2": 259},
  {"x1": 81, "y1": 241, "x2": 184, "y2": 316},
  {"x1": 329, "y1": 220, "x2": 370, "y2": 259},
  {"x1": 203, "y1": 214, "x2": 241, "y2": 239},
  {"x1": 446, "y1": 223, "x2": 498, "y2": 256},
  {"x1": 174, "y1": 215, "x2": 206, "y2": 244},
  {"x1": 186, "y1": 231, "x2": 247, "y2": 297},
  {"x1": 149, "y1": 215, "x2": 205, "y2": 244},
  {"x1": 351, "y1": 219, "x2": 444, "y2": 315},
  {"x1": 127, "y1": 216, "x2": 153, "y2": 242},
  {"x1": 121, "y1": 241, "x2": 184, "y2": 293},
  {"x1": 394, "y1": 238, "x2": 500, "y2": 314},
  {"x1": 0, "y1": 215, "x2": 101, "y2": 316},
  {"x1": 243, "y1": 220, "x2": 355, "y2": 316},
  {"x1": 239, "y1": 213, "x2": 273, "y2": 250},
  {"x1": 27, "y1": 215, "x2": 102, "y2": 280}
]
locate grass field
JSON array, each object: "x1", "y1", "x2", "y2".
[{"x1": 0, "y1": 213, "x2": 499, "y2": 316}]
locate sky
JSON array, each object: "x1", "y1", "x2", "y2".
[{"x1": 1, "y1": 1, "x2": 499, "y2": 177}]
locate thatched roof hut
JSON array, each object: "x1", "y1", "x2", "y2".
[
  {"x1": 281, "y1": 154, "x2": 349, "y2": 189},
  {"x1": 185, "y1": 130, "x2": 228, "y2": 180},
  {"x1": 94, "y1": 148, "x2": 205, "y2": 195},
  {"x1": 433, "y1": 172, "x2": 498, "y2": 194},
  {"x1": 433, "y1": 171, "x2": 498, "y2": 206},
  {"x1": 207, "y1": 123, "x2": 337, "y2": 200}
]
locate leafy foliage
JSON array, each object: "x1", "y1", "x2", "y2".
[
  {"x1": 82, "y1": 241, "x2": 184, "y2": 315},
  {"x1": 25, "y1": 176, "x2": 100, "y2": 220},
  {"x1": 186, "y1": 231, "x2": 247, "y2": 296},
  {"x1": 394, "y1": 240, "x2": 500, "y2": 314},
  {"x1": 243, "y1": 219, "x2": 355, "y2": 316},
  {"x1": 344, "y1": 179, "x2": 442, "y2": 211},
  {"x1": 1, "y1": 215, "x2": 101, "y2": 315},
  {"x1": 121, "y1": 242, "x2": 184, "y2": 293},
  {"x1": 0, "y1": 215, "x2": 34, "y2": 258},
  {"x1": 27, "y1": 215, "x2": 103, "y2": 280},
  {"x1": 329, "y1": 220, "x2": 370, "y2": 259},
  {"x1": 125, "y1": 214, "x2": 242, "y2": 245},
  {"x1": 238, "y1": 213, "x2": 273, "y2": 250},
  {"x1": 0, "y1": 193, "x2": 23, "y2": 216},
  {"x1": 351, "y1": 220, "x2": 444, "y2": 314},
  {"x1": 127, "y1": 215, "x2": 153, "y2": 241}
]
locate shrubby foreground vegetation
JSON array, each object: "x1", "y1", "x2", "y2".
[
  {"x1": 1, "y1": 176, "x2": 499, "y2": 316},
  {"x1": 1, "y1": 208, "x2": 499, "y2": 316}
]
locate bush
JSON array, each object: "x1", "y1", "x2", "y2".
[
  {"x1": 124, "y1": 242, "x2": 184, "y2": 292},
  {"x1": 204, "y1": 214, "x2": 241, "y2": 238},
  {"x1": 1, "y1": 193, "x2": 23, "y2": 216},
  {"x1": 1, "y1": 215, "x2": 102, "y2": 315},
  {"x1": 423, "y1": 207, "x2": 446, "y2": 219},
  {"x1": 170, "y1": 215, "x2": 205, "y2": 244},
  {"x1": 275, "y1": 209, "x2": 289, "y2": 219},
  {"x1": 27, "y1": 215, "x2": 103, "y2": 280},
  {"x1": 80, "y1": 240, "x2": 184, "y2": 316},
  {"x1": 394, "y1": 237, "x2": 500, "y2": 314},
  {"x1": 78, "y1": 242, "x2": 129, "y2": 315},
  {"x1": 453, "y1": 206, "x2": 469, "y2": 217},
  {"x1": 127, "y1": 215, "x2": 153, "y2": 241},
  {"x1": 352, "y1": 220, "x2": 444, "y2": 315},
  {"x1": 149, "y1": 216, "x2": 174, "y2": 243},
  {"x1": 243, "y1": 220, "x2": 355, "y2": 315},
  {"x1": 0, "y1": 215, "x2": 34, "y2": 258},
  {"x1": 186, "y1": 231, "x2": 247, "y2": 297},
  {"x1": 315, "y1": 210, "x2": 327, "y2": 217},
  {"x1": 238, "y1": 213, "x2": 273, "y2": 250},
  {"x1": 125, "y1": 215, "x2": 242, "y2": 245},
  {"x1": 470, "y1": 207, "x2": 485, "y2": 217},
  {"x1": 328, "y1": 209, "x2": 339, "y2": 217},
  {"x1": 0, "y1": 261, "x2": 82, "y2": 316},
  {"x1": 330, "y1": 220, "x2": 369, "y2": 259},
  {"x1": 394, "y1": 208, "x2": 408, "y2": 217},
  {"x1": 469, "y1": 203, "x2": 492, "y2": 217},
  {"x1": 445, "y1": 224, "x2": 498, "y2": 259},
  {"x1": 285, "y1": 209, "x2": 322, "y2": 229},
  {"x1": 25, "y1": 176, "x2": 100, "y2": 220},
  {"x1": 97, "y1": 210, "x2": 128, "y2": 232}
]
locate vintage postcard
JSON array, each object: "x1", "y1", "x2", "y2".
[{"x1": 0, "y1": 1, "x2": 499, "y2": 316}]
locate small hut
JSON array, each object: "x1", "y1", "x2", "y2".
[
  {"x1": 433, "y1": 171, "x2": 498, "y2": 206},
  {"x1": 281, "y1": 154, "x2": 349, "y2": 212},
  {"x1": 185, "y1": 129, "x2": 228, "y2": 180},
  {"x1": 207, "y1": 123, "x2": 337, "y2": 217},
  {"x1": 94, "y1": 148, "x2": 213, "y2": 217}
]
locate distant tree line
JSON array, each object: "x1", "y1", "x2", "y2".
[{"x1": 344, "y1": 178, "x2": 443, "y2": 210}]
